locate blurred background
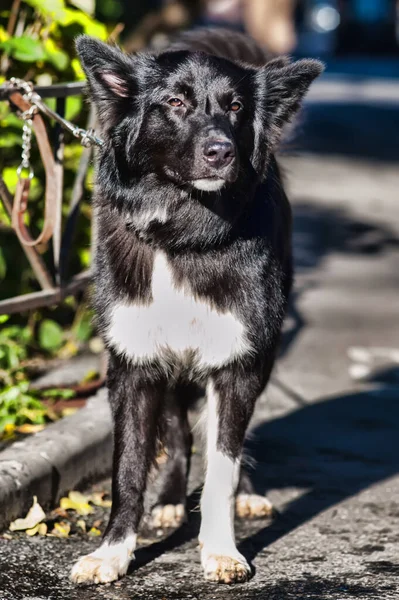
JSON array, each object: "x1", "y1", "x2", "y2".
[{"x1": 0, "y1": 0, "x2": 398, "y2": 442}]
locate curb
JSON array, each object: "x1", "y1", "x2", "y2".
[{"x1": 0, "y1": 389, "x2": 112, "y2": 531}]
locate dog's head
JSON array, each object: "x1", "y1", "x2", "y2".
[{"x1": 76, "y1": 36, "x2": 322, "y2": 191}]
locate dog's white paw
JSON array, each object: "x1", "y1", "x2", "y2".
[
  {"x1": 71, "y1": 554, "x2": 124, "y2": 584},
  {"x1": 151, "y1": 503, "x2": 186, "y2": 528},
  {"x1": 201, "y1": 550, "x2": 251, "y2": 584},
  {"x1": 235, "y1": 493, "x2": 274, "y2": 519},
  {"x1": 71, "y1": 536, "x2": 136, "y2": 585}
]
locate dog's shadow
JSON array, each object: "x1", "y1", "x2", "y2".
[
  {"x1": 132, "y1": 384, "x2": 399, "y2": 574},
  {"x1": 238, "y1": 385, "x2": 399, "y2": 563},
  {"x1": 133, "y1": 489, "x2": 202, "y2": 572}
]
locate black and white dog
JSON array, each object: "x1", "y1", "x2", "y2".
[{"x1": 72, "y1": 28, "x2": 322, "y2": 585}]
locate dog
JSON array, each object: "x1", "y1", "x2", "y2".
[{"x1": 71, "y1": 28, "x2": 323, "y2": 585}]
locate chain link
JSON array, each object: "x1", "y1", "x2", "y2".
[
  {"x1": 16, "y1": 109, "x2": 37, "y2": 180},
  {"x1": 9, "y1": 77, "x2": 34, "y2": 99},
  {"x1": 6, "y1": 77, "x2": 103, "y2": 153}
]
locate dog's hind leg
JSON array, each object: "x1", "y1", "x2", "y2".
[
  {"x1": 150, "y1": 384, "x2": 194, "y2": 529},
  {"x1": 71, "y1": 355, "x2": 166, "y2": 585},
  {"x1": 235, "y1": 469, "x2": 274, "y2": 519},
  {"x1": 199, "y1": 368, "x2": 266, "y2": 584}
]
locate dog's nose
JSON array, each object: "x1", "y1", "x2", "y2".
[{"x1": 203, "y1": 139, "x2": 235, "y2": 168}]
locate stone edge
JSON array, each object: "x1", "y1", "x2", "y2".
[{"x1": 0, "y1": 389, "x2": 112, "y2": 531}]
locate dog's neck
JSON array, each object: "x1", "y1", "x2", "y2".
[{"x1": 96, "y1": 154, "x2": 270, "y2": 253}]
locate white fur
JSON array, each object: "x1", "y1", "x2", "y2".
[
  {"x1": 199, "y1": 381, "x2": 247, "y2": 566},
  {"x1": 107, "y1": 251, "x2": 250, "y2": 368},
  {"x1": 70, "y1": 534, "x2": 137, "y2": 584},
  {"x1": 129, "y1": 205, "x2": 168, "y2": 230},
  {"x1": 192, "y1": 178, "x2": 225, "y2": 192}
]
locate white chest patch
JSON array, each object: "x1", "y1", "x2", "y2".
[{"x1": 107, "y1": 252, "x2": 250, "y2": 368}]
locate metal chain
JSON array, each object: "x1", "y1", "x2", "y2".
[
  {"x1": 6, "y1": 77, "x2": 104, "y2": 149},
  {"x1": 17, "y1": 114, "x2": 35, "y2": 180}
]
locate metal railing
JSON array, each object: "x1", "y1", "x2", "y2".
[{"x1": 0, "y1": 81, "x2": 95, "y2": 314}]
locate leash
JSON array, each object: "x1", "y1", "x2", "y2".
[{"x1": 2, "y1": 78, "x2": 103, "y2": 248}]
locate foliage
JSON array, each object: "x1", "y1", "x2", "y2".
[
  {"x1": 0, "y1": 1, "x2": 119, "y2": 433},
  {"x1": 0, "y1": 310, "x2": 93, "y2": 434},
  {"x1": 0, "y1": 0, "x2": 109, "y2": 293},
  {"x1": 0, "y1": 0, "x2": 107, "y2": 78}
]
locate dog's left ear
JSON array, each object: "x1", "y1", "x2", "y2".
[{"x1": 252, "y1": 58, "x2": 324, "y2": 177}]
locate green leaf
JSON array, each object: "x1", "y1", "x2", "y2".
[
  {"x1": 71, "y1": 57, "x2": 85, "y2": 80},
  {"x1": 78, "y1": 248, "x2": 91, "y2": 268},
  {"x1": 1, "y1": 325, "x2": 25, "y2": 339},
  {"x1": 47, "y1": 49, "x2": 68, "y2": 70},
  {"x1": 59, "y1": 8, "x2": 107, "y2": 39},
  {"x1": 65, "y1": 96, "x2": 82, "y2": 121},
  {"x1": 0, "y1": 384, "x2": 25, "y2": 403},
  {"x1": 74, "y1": 311, "x2": 93, "y2": 343},
  {"x1": 44, "y1": 39, "x2": 69, "y2": 71},
  {"x1": 0, "y1": 315, "x2": 9, "y2": 324},
  {"x1": 0, "y1": 132, "x2": 21, "y2": 148},
  {"x1": 0, "y1": 37, "x2": 46, "y2": 63},
  {"x1": 0, "y1": 415, "x2": 17, "y2": 431},
  {"x1": 16, "y1": 407, "x2": 46, "y2": 424},
  {"x1": 0, "y1": 25, "x2": 8, "y2": 44},
  {"x1": 24, "y1": 0, "x2": 66, "y2": 20},
  {"x1": 0, "y1": 113, "x2": 23, "y2": 128},
  {"x1": 26, "y1": 396, "x2": 47, "y2": 410},
  {"x1": 38, "y1": 319, "x2": 64, "y2": 352},
  {"x1": 20, "y1": 326, "x2": 33, "y2": 343},
  {"x1": 69, "y1": 0, "x2": 94, "y2": 15},
  {"x1": 5, "y1": 344, "x2": 20, "y2": 369},
  {"x1": 42, "y1": 388, "x2": 75, "y2": 399}
]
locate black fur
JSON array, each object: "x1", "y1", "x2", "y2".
[{"x1": 76, "y1": 28, "x2": 322, "y2": 566}]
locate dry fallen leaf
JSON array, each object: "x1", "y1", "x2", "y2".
[
  {"x1": 88, "y1": 527, "x2": 101, "y2": 537},
  {"x1": 9, "y1": 496, "x2": 46, "y2": 532},
  {"x1": 45, "y1": 407, "x2": 59, "y2": 422},
  {"x1": 60, "y1": 491, "x2": 93, "y2": 516},
  {"x1": 52, "y1": 521, "x2": 71, "y2": 538},
  {"x1": 26, "y1": 525, "x2": 40, "y2": 536},
  {"x1": 38, "y1": 523, "x2": 47, "y2": 535},
  {"x1": 69, "y1": 490, "x2": 91, "y2": 504},
  {"x1": 26, "y1": 523, "x2": 48, "y2": 537},
  {"x1": 2, "y1": 423, "x2": 16, "y2": 440},
  {"x1": 76, "y1": 519, "x2": 86, "y2": 532},
  {"x1": 60, "y1": 407, "x2": 79, "y2": 418},
  {"x1": 88, "y1": 492, "x2": 112, "y2": 508},
  {"x1": 53, "y1": 507, "x2": 69, "y2": 519},
  {"x1": 58, "y1": 340, "x2": 79, "y2": 360},
  {"x1": 92, "y1": 519, "x2": 102, "y2": 529},
  {"x1": 2, "y1": 533, "x2": 12, "y2": 540},
  {"x1": 81, "y1": 369, "x2": 99, "y2": 383},
  {"x1": 15, "y1": 424, "x2": 46, "y2": 434}
]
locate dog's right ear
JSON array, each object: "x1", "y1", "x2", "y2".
[{"x1": 75, "y1": 36, "x2": 139, "y2": 131}]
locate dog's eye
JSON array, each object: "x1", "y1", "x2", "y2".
[
  {"x1": 168, "y1": 98, "x2": 184, "y2": 107},
  {"x1": 229, "y1": 101, "x2": 242, "y2": 113}
]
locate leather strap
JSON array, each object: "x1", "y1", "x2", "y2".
[{"x1": 9, "y1": 91, "x2": 57, "y2": 247}]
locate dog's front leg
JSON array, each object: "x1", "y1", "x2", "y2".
[
  {"x1": 199, "y1": 367, "x2": 265, "y2": 584},
  {"x1": 71, "y1": 357, "x2": 165, "y2": 585}
]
